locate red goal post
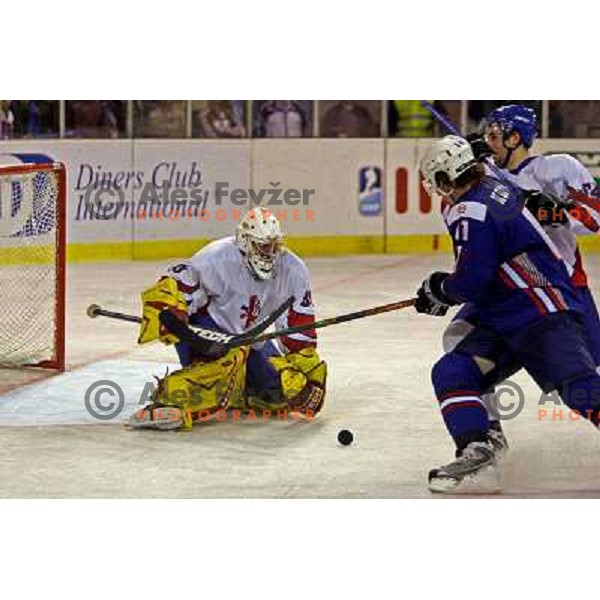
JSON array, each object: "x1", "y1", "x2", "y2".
[{"x1": 0, "y1": 161, "x2": 66, "y2": 371}]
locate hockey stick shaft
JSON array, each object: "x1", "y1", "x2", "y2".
[
  {"x1": 421, "y1": 100, "x2": 462, "y2": 136},
  {"x1": 420, "y1": 100, "x2": 522, "y2": 194},
  {"x1": 227, "y1": 297, "x2": 417, "y2": 348},
  {"x1": 87, "y1": 305, "x2": 141, "y2": 323}
]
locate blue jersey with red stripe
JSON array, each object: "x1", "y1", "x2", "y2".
[{"x1": 442, "y1": 176, "x2": 584, "y2": 334}]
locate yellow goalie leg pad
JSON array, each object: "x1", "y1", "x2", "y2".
[
  {"x1": 267, "y1": 348, "x2": 327, "y2": 415},
  {"x1": 153, "y1": 347, "x2": 249, "y2": 429}
]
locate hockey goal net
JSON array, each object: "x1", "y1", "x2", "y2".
[{"x1": 0, "y1": 162, "x2": 66, "y2": 370}]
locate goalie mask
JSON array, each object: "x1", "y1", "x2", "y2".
[
  {"x1": 236, "y1": 208, "x2": 283, "y2": 280},
  {"x1": 420, "y1": 135, "x2": 477, "y2": 198}
]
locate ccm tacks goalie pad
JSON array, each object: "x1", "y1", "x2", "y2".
[
  {"x1": 268, "y1": 348, "x2": 327, "y2": 416},
  {"x1": 131, "y1": 346, "x2": 250, "y2": 430}
]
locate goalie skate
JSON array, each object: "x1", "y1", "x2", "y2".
[
  {"x1": 128, "y1": 404, "x2": 183, "y2": 431},
  {"x1": 428, "y1": 441, "x2": 501, "y2": 494}
]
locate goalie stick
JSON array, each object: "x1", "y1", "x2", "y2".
[
  {"x1": 87, "y1": 297, "x2": 417, "y2": 351},
  {"x1": 86, "y1": 296, "x2": 294, "y2": 354}
]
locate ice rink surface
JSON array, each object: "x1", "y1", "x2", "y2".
[{"x1": 1, "y1": 253, "x2": 600, "y2": 498}]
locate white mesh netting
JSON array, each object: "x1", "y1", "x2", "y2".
[{"x1": 0, "y1": 167, "x2": 62, "y2": 367}]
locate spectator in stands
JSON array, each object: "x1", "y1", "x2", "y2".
[
  {"x1": 193, "y1": 101, "x2": 246, "y2": 137},
  {"x1": 0, "y1": 101, "x2": 14, "y2": 139},
  {"x1": 8, "y1": 101, "x2": 59, "y2": 138},
  {"x1": 548, "y1": 101, "x2": 565, "y2": 137},
  {"x1": 548, "y1": 101, "x2": 600, "y2": 137},
  {"x1": 320, "y1": 101, "x2": 379, "y2": 137},
  {"x1": 67, "y1": 101, "x2": 121, "y2": 138},
  {"x1": 26, "y1": 101, "x2": 41, "y2": 136},
  {"x1": 389, "y1": 100, "x2": 435, "y2": 137},
  {"x1": 253, "y1": 101, "x2": 312, "y2": 137},
  {"x1": 134, "y1": 101, "x2": 186, "y2": 138}
]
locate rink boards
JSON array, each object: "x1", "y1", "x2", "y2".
[{"x1": 1, "y1": 138, "x2": 600, "y2": 261}]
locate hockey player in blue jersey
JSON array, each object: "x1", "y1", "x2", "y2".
[
  {"x1": 452, "y1": 105, "x2": 600, "y2": 455},
  {"x1": 416, "y1": 136, "x2": 600, "y2": 494}
]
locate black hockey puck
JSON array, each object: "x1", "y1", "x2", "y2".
[{"x1": 337, "y1": 429, "x2": 354, "y2": 446}]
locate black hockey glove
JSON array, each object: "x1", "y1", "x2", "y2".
[
  {"x1": 523, "y1": 190, "x2": 571, "y2": 226},
  {"x1": 466, "y1": 133, "x2": 493, "y2": 162},
  {"x1": 415, "y1": 272, "x2": 456, "y2": 317}
]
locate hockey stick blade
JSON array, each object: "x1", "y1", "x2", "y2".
[
  {"x1": 234, "y1": 296, "x2": 293, "y2": 341},
  {"x1": 209, "y1": 295, "x2": 294, "y2": 353}
]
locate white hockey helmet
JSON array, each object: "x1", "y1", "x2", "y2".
[
  {"x1": 420, "y1": 135, "x2": 477, "y2": 196},
  {"x1": 236, "y1": 207, "x2": 283, "y2": 280}
]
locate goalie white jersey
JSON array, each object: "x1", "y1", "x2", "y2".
[
  {"x1": 499, "y1": 154, "x2": 600, "y2": 286},
  {"x1": 166, "y1": 236, "x2": 316, "y2": 352}
]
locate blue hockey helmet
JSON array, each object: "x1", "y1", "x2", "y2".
[{"x1": 484, "y1": 104, "x2": 538, "y2": 148}]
